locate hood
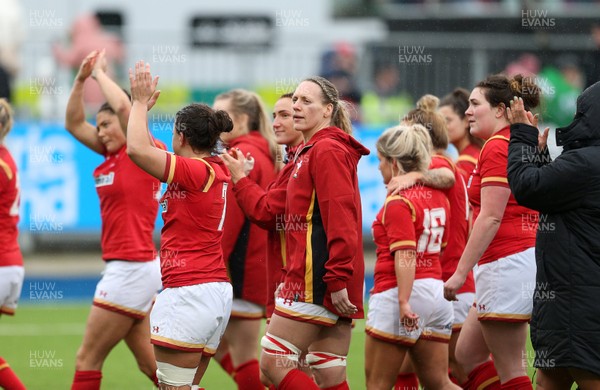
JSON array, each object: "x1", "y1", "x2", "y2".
[
  {"x1": 228, "y1": 131, "x2": 272, "y2": 160},
  {"x1": 307, "y1": 126, "x2": 370, "y2": 161},
  {"x1": 556, "y1": 81, "x2": 600, "y2": 150}
]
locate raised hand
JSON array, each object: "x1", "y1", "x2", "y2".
[
  {"x1": 507, "y1": 96, "x2": 538, "y2": 127},
  {"x1": 76, "y1": 50, "x2": 99, "y2": 82},
  {"x1": 538, "y1": 127, "x2": 550, "y2": 152},
  {"x1": 220, "y1": 148, "x2": 248, "y2": 184},
  {"x1": 129, "y1": 61, "x2": 160, "y2": 106},
  {"x1": 91, "y1": 48, "x2": 108, "y2": 78}
]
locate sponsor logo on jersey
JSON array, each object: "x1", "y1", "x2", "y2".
[{"x1": 94, "y1": 172, "x2": 115, "y2": 187}]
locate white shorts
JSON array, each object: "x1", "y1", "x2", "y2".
[
  {"x1": 452, "y1": 292, "x2": 475, "y2": 332},
  {"x1": 474, "y1": 247, "x2": 535, "y2": 322},
  {"x1": 366, "y1": 279, "x2": 453, "y2": 346},
  {"x1": 93, "y1": 259, "x2": 162, "y2": 319},
  {"x1": 150, "y1": 282, "x2": 233, "y2": 355},
  {"x1": 230, "y1": 298, "x2": 265, "y2": 320},
  {"x1": 273, "y1": 297, "x2": 340, "y2": 327},
  {"x1": 0, "y1": 266, "x2": 24, "y2": 315}
]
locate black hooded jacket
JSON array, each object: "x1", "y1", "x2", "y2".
[{"x1": 507, "y1": 81, "x2": 600, "y2": 375}]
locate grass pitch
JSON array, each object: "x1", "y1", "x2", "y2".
[{"x1": 1, "y1": 303, "x2": 550, "y2": 389}]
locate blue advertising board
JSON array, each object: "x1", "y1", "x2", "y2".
[{"x1": 6, "y1": 121, "x2": 405, "y2": 236}]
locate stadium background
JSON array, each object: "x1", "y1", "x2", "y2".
[{"x1": 2, "y1": 0, "x2": 599, "y2": 388}]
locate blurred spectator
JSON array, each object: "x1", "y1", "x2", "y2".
[
  {"x1": 539, "y1": 54, "x2": 584, "y2": 127},
  {"x1": 584, "y1": 23, "x2": 600, "y2": 88},
  {"x1": 320, "y1": 42, "x2": 362, "y2": 122},
  {"x1": 0, "y1": 0, "x2": 26, "y2": 102},
  {"x1": 327, "y1": 70, "x2": 362, "y2": 122},
  {"x1": 361, "y1": 64, "x2": 413, "y2": 126},
  {"x1": 320, "y1": 41, "x2": 358, "y2": 76},
  {"x1": 504, "y1": 53, "x2": 541, "y2": 78},
  {"x1": 53, "y1": 13, "x2": 124, "y2": 108}
]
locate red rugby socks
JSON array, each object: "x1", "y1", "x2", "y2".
[
  {"x1": 395, "y1": 372, "x2": 419, "y2": 389},
  {"x1": 233, "y1": 359, "x2": 264, "y2": 390},
  {"x1": 71, "y1": 370, "x2": 102, "y2": 390},
  {"x1": 0, "y1": 357, "x2": 26, "y2": 390},
  {"x1": 278, "y1": 369, "x2": 319, "y2": 389},
  {"x1": 218, "y1": 352, "x2": 235, "y2": 376},
  {"x1": 462, "y1": 361, "x2": 501, "y2": 390}
]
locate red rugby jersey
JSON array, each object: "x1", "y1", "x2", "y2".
[
  {"x1": 232, "y1": 144, "x2": 301, "y2": 318},
  {"x1": 221, "y1": 132, "x2": 277, "y2": 306},
  {"x1": 430, "y1": 155, "x2": 475, "y2": 294},
  {"x1": 372, "y1": 186, "x2": 449, "y2": 294},
  {"x1": 94, "y1": 143, "x2": 164, "y2": 262},
  {"x1": 467, "y1": 126, "x2": 537, "y2": 265},
  {"x1": 0, "y1": 145, "x2": 22, "y2": 267},
  {"x1": 159, "y1": 153, "x2": 230, "y2": 288},
  {"x1": 277, "y1": 126, "x2": 369, "y2": 320},
  {"x1": 456, "y1": 143, "x2": 481, "y2": 183}
]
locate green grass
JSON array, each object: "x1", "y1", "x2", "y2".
[
  {"x1": 1, "y1": 304, "x2": 365, "y2": 389},
  {"x1": 1, "y1": 303, "x2": 569, "y2": 389}
]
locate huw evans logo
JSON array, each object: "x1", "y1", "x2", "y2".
[
  {"x1": 398, "y1": 46, "x2": 432, "y2": 65},
  {"x1": 521, "y1": 9, "x2": 555, "y2": 29}
]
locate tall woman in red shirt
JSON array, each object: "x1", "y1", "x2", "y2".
[
  {"x1": 212, "y1": 89, "x2": 279, "y2": 389},
  {"x1": 259, "y1": 77, "x2": 368, "y2": 390},
  {"x1": 127, "y1": 61, "x2": 234, "y2": 388},
  {"x1": 65, "y1": 50, "x2": 162, "y2": 390},
  {"x1": 444, "y1": 75, "x2": 540, "y2": 390},
  {"x1": 439, "y1": 88, "x2": 484, "y2": 182},
  {"x1": 0, "y1": 99, "x2": 26, "y2": 390}
]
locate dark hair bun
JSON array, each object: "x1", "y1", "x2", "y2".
[
  {"x1": 476, "y1": 73, "x2": 540, "y2": 111},
  {"x1": 175, "y1": 103, "x2": 233, "y2": 152},
  {"x1": 213, "y1": 110, "x2": 233, "y2": 133},
  {"x1": 511, "y1": 74, "x2": 541, "y2": 110}
]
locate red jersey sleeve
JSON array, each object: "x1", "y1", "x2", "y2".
[
  {"x1": 479, "y1": 137, "x2": 510, "y2": 188},
  {"x1": 311, "y1": 145, "x2": 360, "y2": 293},
  {"x1": 162, "y1": 153, "x2": 212, "y2": 190},
  {"x1": 382, "y1": 196, "x2": 417, "y2": 252},
  {"x1": 232, "y1": 175, "x2": 286, "y2": 230}
]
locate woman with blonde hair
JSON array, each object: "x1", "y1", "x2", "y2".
[
  {"x1": 400, "y1": 95, "x2": 474, "y2": 386},
  {"x1": 259, "y1": 76, "x2": 368, "y2": 389},
  {"x1": 365, "y1": 122, "x2": 458, "y2": 390}
]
